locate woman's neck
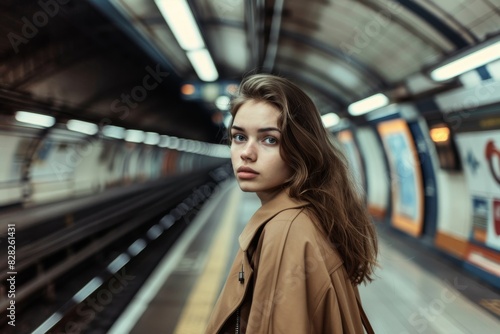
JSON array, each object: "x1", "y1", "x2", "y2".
[{"x1": 256, "y1": 187, "x2": 288, "y2": 206}]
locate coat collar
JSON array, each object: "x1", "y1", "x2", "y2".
[{"x1": 239, "y1": 189, "x2": 309, "y2": 251}]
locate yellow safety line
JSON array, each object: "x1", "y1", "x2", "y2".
[{"x1": 173, "y1": 185, "x2": 242, "y2": 334}]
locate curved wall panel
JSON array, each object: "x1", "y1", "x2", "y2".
[{"x1": 356, "y1": 127, "x2": 390, "y2": 221}]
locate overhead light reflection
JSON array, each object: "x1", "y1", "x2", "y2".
[
  {"x1": 155, "y1": 0, "x2": 219, "y2": 82},
  {"x1": 430, "y1": 40, "x2": 500, "y2": 81},
  {"x1": 144, "y1": 132, "x2": 160, "y2": 145},
  {"x1": 154, "y1": 0, "x2": 204, "y2": 50},
  {"x1": 187, "y1": 49, "x2": 219, "y2": 82},
  {"x1": 67, "y1": 120, "x2": 98, "y2": 135},
  {"x1": 348, "y1": 93, "x2": 389, "y2": 116},
  {"x1": 125, "y1": 129, "x2": 145, "y2": 143},
  {"x1": 15, "y1": 111, "x2": 55, "y2": 128},
  {"x1": 321, "y1": 113, "x2": 340, "y2": 128},
  {"x1": 215, "y1": 95, "x2": 231, "y2": 110},
  {"x1": 103, "y1": 125, "x2": 125, "y2": 139}
]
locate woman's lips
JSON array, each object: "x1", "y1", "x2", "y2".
[{"x1": 237, "y1": 167, "x2": 259, "y2": 179}]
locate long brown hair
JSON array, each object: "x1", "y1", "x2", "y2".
[{"x1": 229, "y1": 73, "x2": 378, "y2": 284}]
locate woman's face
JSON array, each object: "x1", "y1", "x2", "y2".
[{"x1": 230, "y1": 100, "x2": 292, "y2": 203}]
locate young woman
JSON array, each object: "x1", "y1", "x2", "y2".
[{"x1": 205, "y1": 74, "x2": 378, "y2": 334}]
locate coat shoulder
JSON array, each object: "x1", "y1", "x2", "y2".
[
  {"x1": 264, "y1": 207, "x2": 316, "y2": 235},
  {"x1": 263, "y1": 207, "x2": 344, "y2": 270}
]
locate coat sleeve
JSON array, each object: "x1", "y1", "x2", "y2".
[
  {"x1": 244, "y1": 212, "x2": 358, "y2": 334},
  {"x1": 311, "y1": 270, "x2": 365, "y2": 333}
]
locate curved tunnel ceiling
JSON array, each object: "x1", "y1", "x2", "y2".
[
  {"x1": 0, "y1": 0, "x2": 223, "y2": 142},
  {"x1": 1, "y1": 0, "x2": 500, "y2": 141}
]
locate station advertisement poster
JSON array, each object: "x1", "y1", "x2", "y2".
[
  {"x1": 456, "y1": 130, "x2": 500, "y2": 277},
  {"x1": 377, "y1": 119, "x2": 424, "y2": 236},
  {"x1": 337, "y1": 130, "x2": 365, "y2": 193}
]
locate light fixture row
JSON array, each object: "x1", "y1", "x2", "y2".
[
  {"x1": 346, "y1": 35, "x2": 500, "y2": 117},
  {"x1": 14, "y1": 112, "x2": 230, "y2": 158},
  {"x1": 430, "y1": 36, "x2": 500, "y2": 82},
  {"x1": 155, "y1": 0, "x2": 218, "y2": 82}
]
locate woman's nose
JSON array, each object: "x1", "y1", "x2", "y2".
[{"x1": 240, "y1": 142, "x2": 257, "y2": 161}]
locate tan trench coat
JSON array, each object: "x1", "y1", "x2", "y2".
[{"x1": 205, "y1": 190, "x2": 371, "y2": 334}]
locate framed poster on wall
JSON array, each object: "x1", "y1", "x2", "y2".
[
  {"x1": 378, "y1": 119, "x2": 424, "y2": 237},
  {"x1": 455, "y1": 130, "x2": 500, "y2": 279}
]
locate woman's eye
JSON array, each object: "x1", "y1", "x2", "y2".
[
  {"x1": 264, "y1": 136, "x2": 278, "y2": 144},
  {"x1": 232, "y1": 134, "x2": 245, "y2": 142}
]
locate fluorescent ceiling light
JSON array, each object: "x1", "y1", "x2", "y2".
[
  {"x1": 157, "y1": 133, "x2": 229, "y2": 157},
  {"x1": 321, "y1": 113, "x2": 340, "y2": 128},
  {"x1": 178, "y1": 138, "x2": 187, "y2": 151},
  {"x1": 154, "y1": 0, "x2": 219, "y2": 82},
  {"x1": 184, "y1": 139, "x2": 195, "y2": 152},
  {"x1": 155, "y1": 0, "x2": 204, "y2": 51},
  {"x1": 193, "y1": 141, "x2": 201, "y2": 153},
  {"x1": 67, "y1": 120, "x2": 98, "y2": 135},
  {"x1": 168, "y1": 136, "x2": 180, "y2": 149},
  {"x1": 125, "y1": 129, "x2": 145, "y2": 143},
  {"x1": 159, "y1": 135, "x2": 170, "y2": 147},
  {"x1": 144, "y1": 132, "x2": 160, "y2": 145},
  {"x1": 430, "y1": 40, "x2": 500, "y2": 81},
  {"x1": 103, "y1": 125, "x2": 125, "y2": 139},
  {"x1": 348, "y1": 93, "x2": 389, "y2": 116},
  {"x1": 215, "y1": 95, "x2": 231, "y2": 110},
  {"x1": 15, "y1": 111, "x2": 55, "y2": 127},
  {"x1": 187, "y1": 49, "x2": 219, "y2": 82},
  {"x1": 200, "y1": 143, "x2": 207, "y2": 154}
]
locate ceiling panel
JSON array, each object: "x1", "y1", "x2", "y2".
[
  {"x1": 277, "y1": 41, "x2": 372, "y2": 100},
  {"x1": 195, "y1": 0, "x2": 245, "y2": 22},
  {"x1": 276, "y1": 61, "x2": 350, "y2": 106},
  {"x1": 205, "y1": 26, "x2": 248, "y2": 74},
  {"x1": 109, "y1": 0, "x2": 190, "y2": 77},
  {"x1": 471, "y1": 13, "x2": 500, "y2": 39},
  {"x1": 150, "y1": 26, "x2": 192, "y2": 75},
  {"x1": 112, "y1": 0, "x2": 159, "y2": 17},
  {"x1": 418, "y1": 0, "x2": 500, "y2": 42},
  {"x1": 3, "y1": 0, "x2": 500, "y2": 138},
  {"x1": 371, "y1": 0, "x2": 456, "y2": 51},
  {"x1": 284, "y1": 0, "x2": 452, "y2": 84}
]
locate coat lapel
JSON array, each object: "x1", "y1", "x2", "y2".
[
  {"x1": 206, "y1": 190, "x2": 309, "y2": 333},
  {"x1": 205, "y1": 245, "x2": 254, "y2": 333}
]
